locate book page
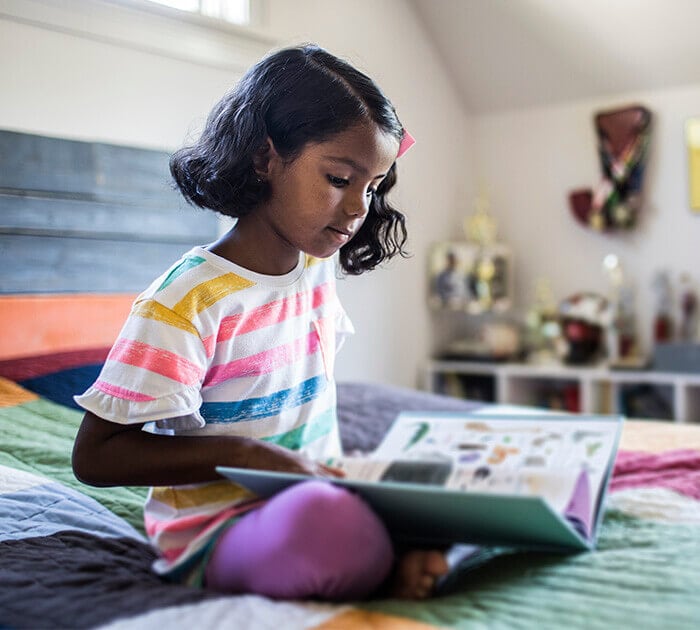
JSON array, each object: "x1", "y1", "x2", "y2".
[{"x1": 364, "y1": 411, "x2": 620, "y2": 530}]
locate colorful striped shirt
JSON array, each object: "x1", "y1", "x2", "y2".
[{"x1": 75, "y1": 247, "x2": 353, "y2": 581}]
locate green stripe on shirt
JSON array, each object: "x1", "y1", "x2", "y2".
[
  {"x1": 156, "y1": 255, "x2": 206, "y2": 292},
  {"x1": 262, "y1": 407, "x2": 335, "y2": 450}
]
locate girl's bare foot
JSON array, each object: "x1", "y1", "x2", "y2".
[{"x1": 391, "y1": 549, "x2": 450, "y2": 599}]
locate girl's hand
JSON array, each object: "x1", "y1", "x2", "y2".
[
  {"x1": 249, "y1": 441, "x2": 345, "y2": 478},
  {"x1": 316, "y1": 462, "x2": 346, "y2": 478}
]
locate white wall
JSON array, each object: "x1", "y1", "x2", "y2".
[
  {"x1": 251, "y1": 0, "x2": 472, "y2": 387},
  {"x1": 0, "y1": 0, "x2": 271, "y2": 149},
  {"x1": 0, "y1": 0, "x2": 470, "y2": 388},
  {"x1": 471, "y1": 85, "x2": 700, "y2": 355}
]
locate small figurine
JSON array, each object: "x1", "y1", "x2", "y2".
[
  {"x1": 602, "y1": 254, "x2": 637, "y2": 359},
  {"x1": 464, "y1": 189, "x2": 497, "y2": 247},
  {"x1": 524, "y1": 278, "x2": 562, "y2": 363},
  {"x1": 678, "y1": 273, "x2": 699, "y2": 342},
  {"x1": 558, "y1": 292, "x2": 611, "y2": 365},
  {"x1": 651, "y1": 270, "x2": 674, "y2": 343},
  {"x1": 434, "y1": 249, "x2": 468, "y2": 309},
  {"x1": 463, "y1": 189, "x2": 510, "y2": 314}
]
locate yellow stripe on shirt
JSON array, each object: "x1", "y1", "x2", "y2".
[
  {"x1": 132, "y1": 299, "x2": 200, "y2": 337},
  {"x1": 305, "y1": 255, "x2": 324, "y2": 268},
  {"x1": 173, "y1": 273, "x2": 255, "y2": 322},
  {"x1": 151, "y1": 480, "x2": 254, "y2": 510}
]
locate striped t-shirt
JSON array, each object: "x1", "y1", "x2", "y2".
[{"x1": 75, "y1": 246, "x2": 353, "y2": 581}]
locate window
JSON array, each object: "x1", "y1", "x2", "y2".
[{"x1": 146, "y1": 0, "x2": 250, "y2": 26}]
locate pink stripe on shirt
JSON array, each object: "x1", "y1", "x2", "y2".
[
  {"x1": 203, "y1": 331, "x2": 320, "y2": 387},
  {"x1": 108, "y1": 338, "x2": 203, "y2": 385},
  {"x1": 202, "y1": 335, "x2": 216, "y2": 358},
  {"x1": 160, "y1": 546, "x2": 188, "y2": 563},
  {"x1": 217, "y1": 282, "x2": 331, "y2": 343},
  {"x1": 148, "y1": 500, "x2": 265, "y2": 564},
  {"x1": 94, "y1": 380, "x2": 156, "y2": 402},
  {"x1": 145, "y1": 511, "x2": 216, "y2": 537}
]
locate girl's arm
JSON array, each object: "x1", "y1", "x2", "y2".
[{"x1": 72, "y1": 411, "x2": 340, "y2": 487}]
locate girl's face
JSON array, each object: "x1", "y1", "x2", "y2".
[{"x1": 244, "y1": 122, "x2": 399, "y2": 274}]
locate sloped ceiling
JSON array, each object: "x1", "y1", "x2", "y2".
[{"x1": 410, "y1": 0, "x2": 700, "y2": 114}]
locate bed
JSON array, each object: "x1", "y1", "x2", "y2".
[{"x1": 2, "y1": 130, "x2": 700, "y2": 629}]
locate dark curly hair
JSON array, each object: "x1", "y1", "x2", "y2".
[{"x1": 169, "y1": 44, "x2": 408, "y2": 275}]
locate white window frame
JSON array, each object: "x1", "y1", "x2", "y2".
[
  {"x1": 119, "y1": 0, "x2": 265, "y2": 31},
  {"x1": 0, "y1": 0, "x2": 277, "y2": 73}
]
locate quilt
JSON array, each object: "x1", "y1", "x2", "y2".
[{"x1": 1, "y1": 377, "x2": 699, "y2": 629}]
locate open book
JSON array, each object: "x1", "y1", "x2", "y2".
[{"x1": 217, "y1": 408, "x2": 623, "y2": 552}]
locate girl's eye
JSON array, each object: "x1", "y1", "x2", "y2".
[
  {"x1": 327, "y1": 175, "x2": 376, "y2": 198},
  {"x1": 327, "y1": 175, "x2": 349, "y2": 187}
]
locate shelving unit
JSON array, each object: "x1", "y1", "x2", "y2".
[{"x1": 424, "y1": 359, "x2": 700, "y2": 423}]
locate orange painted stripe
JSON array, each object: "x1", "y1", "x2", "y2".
[
  {"x1": 0, "y1": 294, "x2": 135, "y2": 360},
  {"x1": 0, "y1": 377, "x2": 39, "y2": 407},
  {"x1": 313, "y1": 610, "x2": 439, "y2": 629}
]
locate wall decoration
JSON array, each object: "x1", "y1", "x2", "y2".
[
  {"x1": 687, "y1": 117, "x2": 700, "y2": 211},
  {"x1": 569, "y1": 105, "x2": 652, "y2": 232}
]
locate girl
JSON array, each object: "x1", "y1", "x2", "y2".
[{"x1": 72, "y1": 44, "x2": 448, "y2": 601}]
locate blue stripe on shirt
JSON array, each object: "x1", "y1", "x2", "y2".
[{"x1": 200, "y1": 375, "x2": 327, "y2": 423}]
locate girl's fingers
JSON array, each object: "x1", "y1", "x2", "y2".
[{"x1": 316, "y1": 463, "x2": 346, "y2": 478}]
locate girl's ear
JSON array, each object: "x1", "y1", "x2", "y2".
[{"x1": 252, "y1": 137, "x2": 280, "y2": 178}]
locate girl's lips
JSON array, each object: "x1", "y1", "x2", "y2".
[{"x1": 327, "y1": 226, "x2": 352, "y2": 244}]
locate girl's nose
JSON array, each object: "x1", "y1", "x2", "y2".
[{"x1": 343, "y1": 191, "x2": 371, "y2": 218}]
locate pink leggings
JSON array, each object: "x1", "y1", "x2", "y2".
[{"x1": 204, "y1": 480, "x2": 395, "y2": 600}]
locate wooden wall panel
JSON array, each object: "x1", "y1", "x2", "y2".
[
  {"x1": 0, "y1": 129, "x2": 220, "y2": 293},
  {"x1": 1, "y1": 235, "x2": 203, "y2": 293}
]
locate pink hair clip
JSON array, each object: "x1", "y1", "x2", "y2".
[{"x1": 397, "y1": 130, "x2": 415, "y2": 158}]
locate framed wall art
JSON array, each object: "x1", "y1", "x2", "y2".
[{"x1": 687, "y1": 117, "x2": 700, "y2": 211}]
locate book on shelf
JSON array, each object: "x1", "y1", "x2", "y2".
[{"x1": 217, "y1": 407, "x2": 623, "y2": 552}]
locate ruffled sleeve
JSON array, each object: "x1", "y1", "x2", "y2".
[{"x1": 75, "y1": 384, "x2": 205, "y2": 430}]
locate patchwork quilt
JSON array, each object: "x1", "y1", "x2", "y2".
[{"x1": 1, "y1": 377, "x2": 699, "y2": 629}]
